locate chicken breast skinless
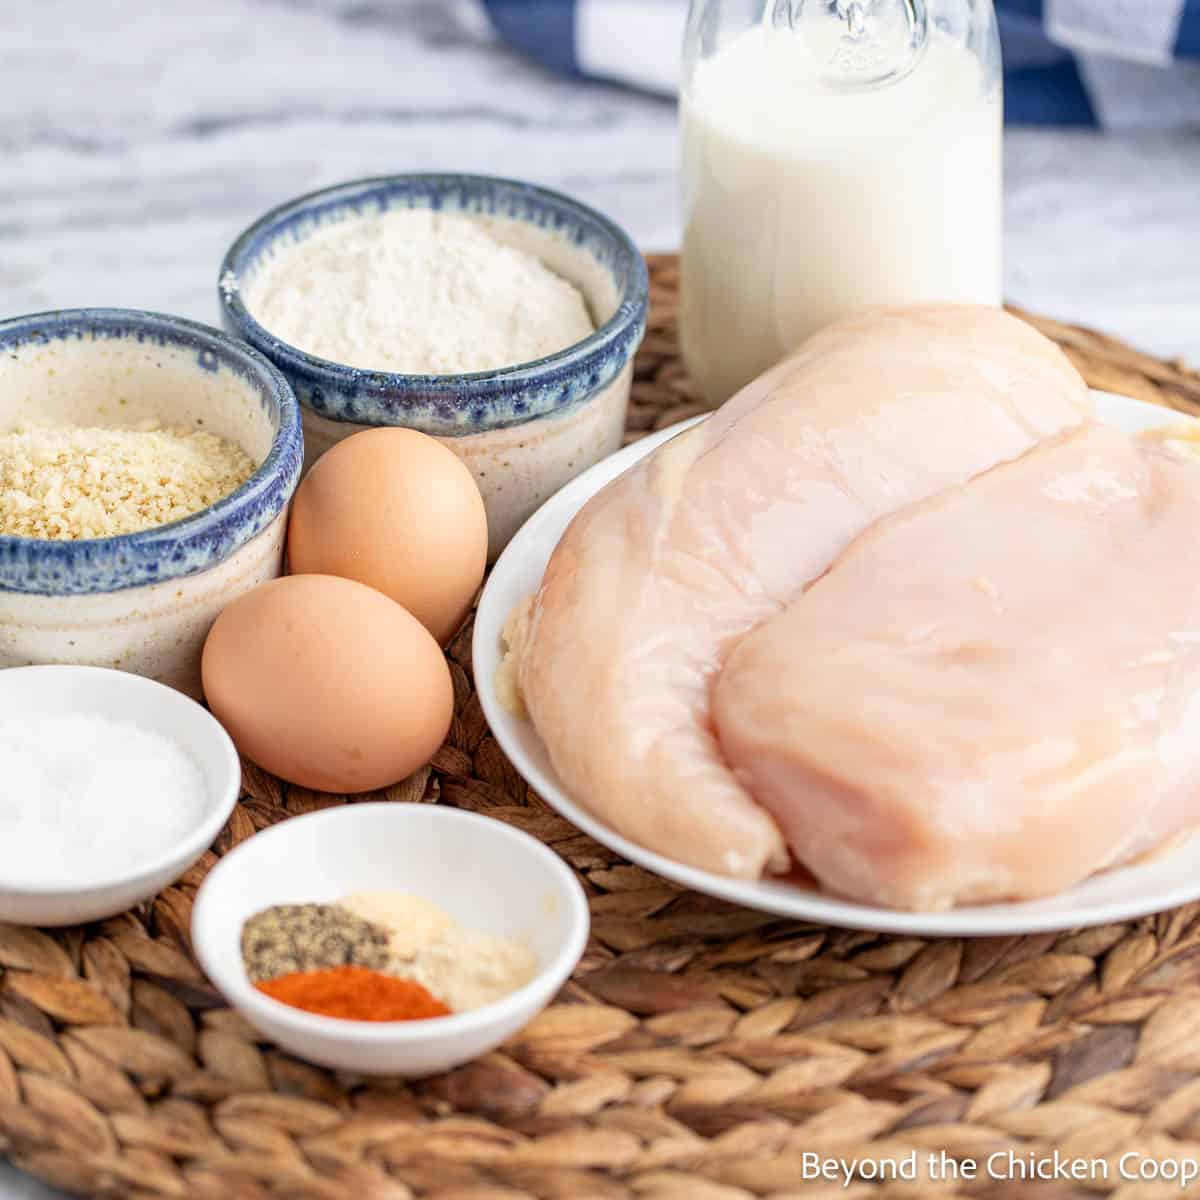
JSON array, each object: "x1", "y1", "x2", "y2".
[
  {"x1": 506, "y1": 306, "x2": 1092, "y2": 884},
  {"x1": 717, "y1": 424, "x2": 1200, "y2": 909}
]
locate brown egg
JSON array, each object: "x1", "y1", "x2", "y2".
[
  {"x1": 288, "y1": 428, "x2": 488, "y2": 645},
  {"x1": 201, "y1": 575, "x2": 452, "y2": 793}
]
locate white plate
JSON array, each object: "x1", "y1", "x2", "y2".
[
  {"x1": 191, "y1": 803, "x2": 590, "y2": 1076},
  {"x1": 0, "y1": 665, "x2": 240, "y2": 926},
  {"x1": 475, "y1": 392, "x2": 1200, "y2": 937}
]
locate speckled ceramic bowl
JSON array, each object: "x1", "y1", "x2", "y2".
[
  {"x1": 0, "y1": 309, "x2": 303, "y2": 698},
  {"x1": 219, "y1": 174, "x2": 648, "y2": 558}
]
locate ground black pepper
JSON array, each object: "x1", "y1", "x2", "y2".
[{"x1": 240, "y1": 903, "x2": 392, "y2": 983}]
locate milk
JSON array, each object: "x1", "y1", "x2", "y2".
[{"x1": 681, "y1": 22, "x2": 1002, "y2": 406}]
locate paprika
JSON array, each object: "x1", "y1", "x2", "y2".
[{"x1": 256, "y1": 965, "x2": 451, "y2": 1021}]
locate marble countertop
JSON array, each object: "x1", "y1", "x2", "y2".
[
  {"x1": 4, "y1": 0, "x2": 1199, "y2": 365},
  {"x1": 1, "y1": 1, "x2": 1198, "y2": 1196}
]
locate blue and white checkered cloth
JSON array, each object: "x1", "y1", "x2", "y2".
[{"x1": 475, "y1": 0, "x2": 1200, "y2": 128}]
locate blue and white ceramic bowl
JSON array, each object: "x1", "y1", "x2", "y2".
[
  {"x1": 0, "y1": 309, "x2": 303, "y2": 698},
  {"x1": 219, "y1": 174, "x2": 648, "y2": 557}
]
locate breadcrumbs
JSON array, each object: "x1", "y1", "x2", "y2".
[{"x1": 0, "y1": 424, "x2": 256, "y2": 540}]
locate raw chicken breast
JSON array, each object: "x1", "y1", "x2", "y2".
[
  {"x1": 715, "y1": 425, "x2": 1200, "y2": 910},
  {"x1": 510, "y1": 306, "x2": 1091, "y2": 879}
]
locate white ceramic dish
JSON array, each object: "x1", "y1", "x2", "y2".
[
  {"x1": 191, "y1": 803, "x2": 590, "y2": 1077},
  {"x1": 476, "y1": 391, "x2": 1200, "y2": 937},
  {"x1": 0, "y1": 665, "x2": 240, "y2": 926}
]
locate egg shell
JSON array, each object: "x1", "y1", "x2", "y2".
[
  {"x1": 287, "y1": 428, "x2": 488, "y2": 645},
  {"x1": 201, "y1": 574, "x2": 452, "y2": 793}
]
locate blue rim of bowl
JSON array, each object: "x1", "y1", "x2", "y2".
[
  {"x1": 0, "y1": 308, "x2": 303, "y2": 596},
  {"x1": 217, "y1": 173, "x2": 649, "y2": 435}
]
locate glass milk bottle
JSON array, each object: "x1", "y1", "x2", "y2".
[{"x1": 681, "y1": 0, "x2": 1002, "y2": 406}]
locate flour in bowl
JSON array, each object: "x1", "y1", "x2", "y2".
[{"x1": 244, "y1": 210, "x2": 596, "y2": 375}]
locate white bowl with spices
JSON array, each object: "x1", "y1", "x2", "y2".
[
  {"x1": 191, "y1": 803, "x2": 590, "y2": 1077},
  {"x1": 218, "y1": 174, "x2": 648, "y2": 559},
  {"x1": 0, "y1": 308, "x2": 303, "y2": 699}
]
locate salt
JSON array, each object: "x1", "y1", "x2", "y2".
[{"x1": 0, "y1": 714, "x2": 207, "y2": 885}]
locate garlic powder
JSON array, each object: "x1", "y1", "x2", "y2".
[{"x1": 340, "y1": 890, "x2": 538, "y2": 1013}]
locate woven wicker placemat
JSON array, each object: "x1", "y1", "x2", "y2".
[{"x1": 5, "y1": 257, "x2": 1200, "y2": 1200}]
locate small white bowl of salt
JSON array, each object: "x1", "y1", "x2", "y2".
[{"x1": 0, "y1": 665, "x2": 239, "y2": 926}]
